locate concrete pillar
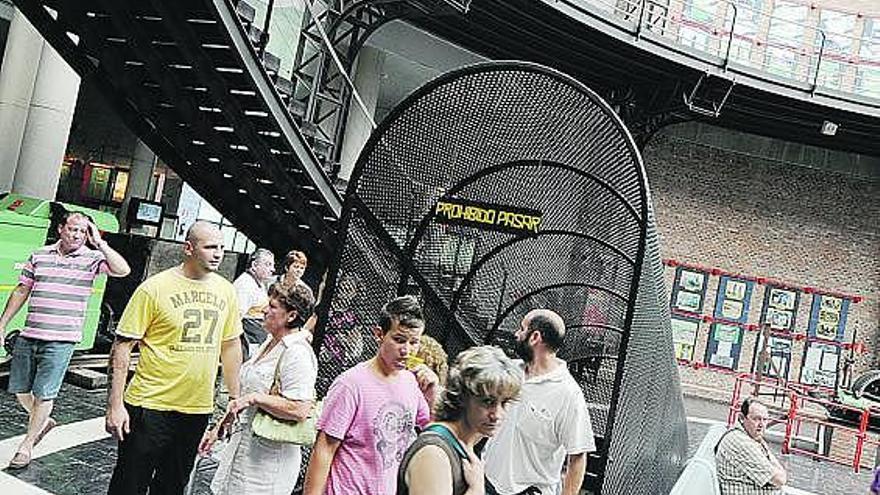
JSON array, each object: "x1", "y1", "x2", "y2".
[
  {"x1": 120, "y1": 139, "x2": 157, "y2": 229},
  {"x1": 0, "y1": 10, "x2": 42, "y2": 193},
  {"x1": 337, "y1": 46, "x2": 383, "y2": 182},
  {"x1": 11, "y1": 19, "x2": 81, "y2": 200}
]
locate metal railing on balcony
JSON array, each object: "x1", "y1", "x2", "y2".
[{"x1": 570, "y1": 0, "x2": 880, "y2": 104}]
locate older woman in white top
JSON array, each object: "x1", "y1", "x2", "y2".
[{"x1": 200, "y1": 281, "x2": 318, "y2": 495}]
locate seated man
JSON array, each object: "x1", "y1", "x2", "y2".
[{"x1": 715, "y1": 397, "x2": 787, "y2": 495}]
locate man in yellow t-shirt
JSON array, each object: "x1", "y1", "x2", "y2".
[{"x1": 104, "y1": 221, "x2": 243, "y2": 495}]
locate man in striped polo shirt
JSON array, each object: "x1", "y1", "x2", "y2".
[{"x1": 0, "y1": 210, "x2": 130, "y2": 469}]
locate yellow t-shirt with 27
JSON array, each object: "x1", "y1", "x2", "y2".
[{"x1": 116, "y1": 268, "x2": 242, "y2": 414}]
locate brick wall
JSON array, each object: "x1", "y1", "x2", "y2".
[{"x1": 643, "y1": 132, "x2": 879, "y2": 400}]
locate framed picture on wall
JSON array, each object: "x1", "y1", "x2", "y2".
[
  {"x1": 705, "y1": 323, "x2": 743, "y2": 370},
  {"x1": 725, "y1": 280, "x2": 747, "y2": 301},
  {"x1": 820, "y1": 296, "x2": 842, "y2": 312},
  {"x1": 766, "y1": 307, "x2": 793, "y2": 330},
  {"x1": 680, "y1": 270, "x2": 705, "y2": 292},
  {"x1": 800, "y1": 342, "x2": 840, "y2": 388},
  {"x1": 671, "y1": 267, "x2": 709, "y2": 313},
  {"x1": 769, "y1": 288, "x2": 797, "y2": 310},
  {"x1": 808, "y1": 295, "x2": 849, "y2": 342},
  {"x1": 713, "y1": 276, "x2": 754, "y2": 325},
  {"x1": 721, "y1": 300, "x2": 744, "y2": 320},
  {"x1": 816, "y1": 322, "x2": 838, "y2": 340},
  {"x1": 760, "y1": 285, "x2": 800, "y2": 332},
  {"x1": 675, "y1": 291, "x2": 703, "y2": 313},
  {"x1": 671, "y1": 316, "x2": 700, "y2": 361}
]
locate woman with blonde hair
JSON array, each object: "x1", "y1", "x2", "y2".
[
  {"x1": 415, "y1": 334, "x2": 449, "y2": 387},
  {"x1": 397, "y1": 345, "x2": 523, "y2": 495}
]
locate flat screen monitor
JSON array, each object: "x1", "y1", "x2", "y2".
[{"x1": 131, "y1": 199, "x2": 164, "y2": 226}]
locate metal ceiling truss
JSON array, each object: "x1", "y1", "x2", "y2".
[
  {"x1": 13, "y1": 0, "x2": 346, "y2": 264},
  {"x1": 290, "y1": 0, "x2": 471, "y2": 177}
]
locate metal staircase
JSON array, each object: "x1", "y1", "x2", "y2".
[{"x1": 13, "y1": 0, "x2": 343, "y2": 264}]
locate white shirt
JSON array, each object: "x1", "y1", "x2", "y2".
[
  {"x1": 483, "y1": 358, "x2": 596, "y2": 495},
  {"x1": 233, "y1": 271, "x2": 269, "y2": 320},
  {"x1": 211, "y1": 331, "x2": 317, "y2": 495}
]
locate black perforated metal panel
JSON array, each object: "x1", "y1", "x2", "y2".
[{"x1": 311, "y1": 62, "x2": 686, "y2": 494}]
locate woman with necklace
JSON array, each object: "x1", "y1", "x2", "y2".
[
  {"x1": 398, "y1": 346, "x2": 523, "y2": 495},
  {"x1": 200, "y1": 282, "x2": 318, "y2": 495}
]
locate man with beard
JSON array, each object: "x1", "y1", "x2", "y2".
[
  {"x1": 715, "y1": 397, "x2": 787, "y2": 494},
  {"x1": 483, "y1": 309, "x2": 595, "y2": 495},
  {"x1": 1, "y1": 211, "x2": 130, "y2": 469},
  {"x1": 105, "y1": 221, "x2": 243, "y2": 495}
]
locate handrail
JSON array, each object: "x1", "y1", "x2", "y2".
[
  {"x1": 569, "y1": 0, "x2": 879, "y2": 103},
  {"x1": 812, "y1": 30, "x2": 826, "y2": 95},
  {"x1": 722, "y1": 2, "x2": 736, "y2": 71}
]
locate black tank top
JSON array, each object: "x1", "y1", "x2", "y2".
[{"x1": 397, "y1": 425, "x2": 468, "y2": 495}]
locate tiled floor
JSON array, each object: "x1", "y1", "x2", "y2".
[{"x1": 0, "y1": 381, "x2": 875, "y2": 495}]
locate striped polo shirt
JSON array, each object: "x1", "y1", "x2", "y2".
[{"x1": 19, "y1": 242, "x2": 109, "y2": 342}]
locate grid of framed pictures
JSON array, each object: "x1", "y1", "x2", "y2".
[
  {"x1": 670, "y1": 267, "x2": 709, "y2": 313},
  {"x1": 801, "y1": 294, "x2": 850, "y2": 388},
  {"x1": 807, "y1": 294, "x2": 850, "y2": 342},
  {"x1": 664, "y1": 260, "x2": 858, "y2": 382},
  {"x1": 800, "y1": 342, "x2": 840, "y2": 388},
  {"x1": 760, "y1": 285, "x2": 800, "y2": 332},
  {"x1": 700, "y1": 276, "x2": 753, "y2": 370},
  {"x1": 671, "y1": 316, "x2": 700, "y2": 361},
  {"x1": 713, "y1": 276, "x2": 753, "y2": 323}
]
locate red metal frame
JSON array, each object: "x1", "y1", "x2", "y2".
[{"x1": 729, "y1": 373, "x2": 877, "y2": 473}]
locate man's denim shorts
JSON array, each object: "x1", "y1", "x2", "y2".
[{"x1": 8, "y1": 336, "x2": 75, "y2": 400}]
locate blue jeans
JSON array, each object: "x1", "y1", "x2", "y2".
[{"x1": 8, "y1": 336, "x2": 75, "y2": 400}]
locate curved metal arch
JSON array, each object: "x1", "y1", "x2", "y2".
[
  {"x1": 449, "y1": 229, "x2": 636, "y2": 311},
  {"x1": 328, "y1": 61, "x2": 662, "y2": 493},
  {"x1": 568, "y1": 353, "x2": 621, "y2": 362},
  {"x1": 566, "y1": 323, "x2": 627, "y2": 336},
  {"x1": 489, "y1": 282, "x2": 630, "y2": 342},
  {"x1": 346, "y1": 61, "x2": 652, "y2": 216},
  {"x1": 399, "y1": 158, "x2": 644, "y2": 287}
]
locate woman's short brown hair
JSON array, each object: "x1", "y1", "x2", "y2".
[
  {"x1": 284, "y1": 250, "x2": 308, "y2": 271},
  {"x1": 268, "y1": 282, "x2": 315, "y2": 328}
]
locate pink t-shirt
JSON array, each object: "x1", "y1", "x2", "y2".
[{"x1": 317, "y1": 361, "x2": 430, "y2": 495}]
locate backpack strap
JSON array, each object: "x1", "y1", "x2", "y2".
[{"x1": 425, "y1": 424, "x2": 468, "y2": 459}]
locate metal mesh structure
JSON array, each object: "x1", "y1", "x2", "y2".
[{"x1": 312, "y1": 61, "x2": 687, "y2": 494}]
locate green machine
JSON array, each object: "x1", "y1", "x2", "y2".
[{"x1": 0, "y1": 193, "x2": 120, "y2": 359}]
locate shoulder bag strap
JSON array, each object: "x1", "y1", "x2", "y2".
[
  {"x1": 269, "y1": 345, "x2": 287, "y2": 396},
  {"x1": 425, "y1": 424, "x2": 468, "y2": 459}
]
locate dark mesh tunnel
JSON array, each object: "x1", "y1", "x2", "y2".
[{"x1": 312, "y1": 61, "x2": 687, "y2": 494}]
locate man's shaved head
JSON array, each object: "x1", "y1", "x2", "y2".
[
  {"x1": 186, "y1": 221, "x2": 220, "y2": 245},
  {"x1": 183, "y1": 221, "x2": 224, "y2": 275}
]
